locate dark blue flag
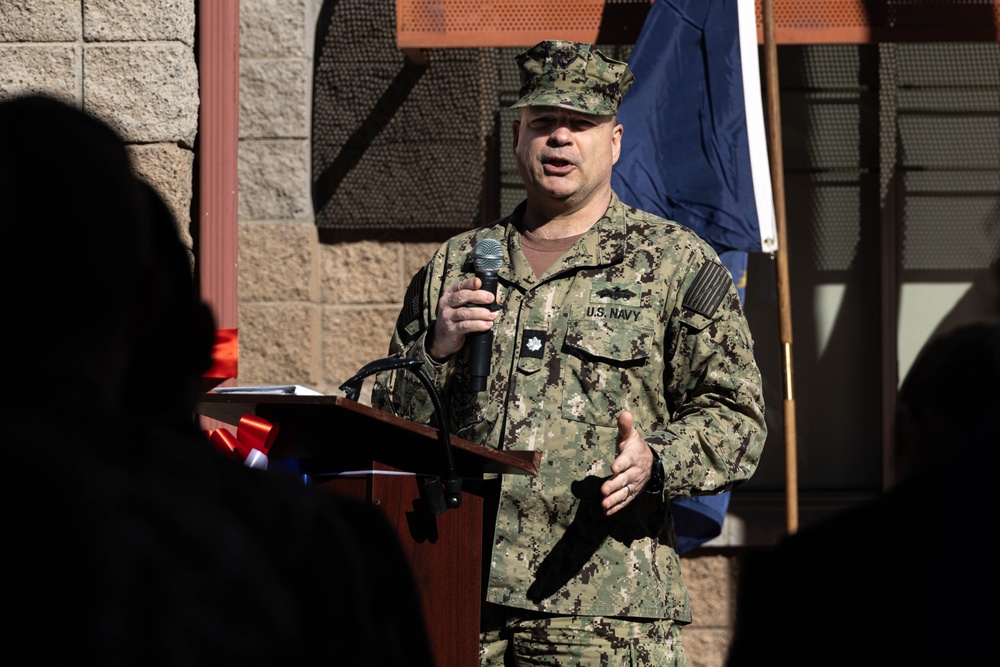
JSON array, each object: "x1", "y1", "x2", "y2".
[{"x1": 611, "y1": 0, "x2": 775, "y2": 554}]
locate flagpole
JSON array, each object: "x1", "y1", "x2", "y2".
[{"x1": 761, "y1": 0, "x2": 799, "y2": 534}]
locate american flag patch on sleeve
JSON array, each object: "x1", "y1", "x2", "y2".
[
  {"x1": 683, "y1": 261, "x2": 730, "y2": 317},
  {"x1": 397, "y1": 265, "x2": 428, "y2": 343}
]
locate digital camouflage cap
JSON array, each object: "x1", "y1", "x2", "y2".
[{"x1": 511, "y1": 40, "x2": 634, "y2": 116}]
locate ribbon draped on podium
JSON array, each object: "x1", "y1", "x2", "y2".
[{"x1": 206, "y1": 413, "x2": 279, "y2": 470}]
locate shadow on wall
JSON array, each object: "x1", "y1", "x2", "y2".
[{"x1": 311, "y1": 0, "x2": 497, "y2": 242}]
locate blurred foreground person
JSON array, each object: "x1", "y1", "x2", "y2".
[
  {"x1": 726, "y1": 321, "x2": 1000, "y2": 667},
  {"x1": 0, "y1": 93, "x2": 433, "y2": 667}
]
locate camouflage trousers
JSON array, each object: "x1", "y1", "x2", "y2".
[{"x1": 479, "y1": 603, "x2": 688, "y2": 667}]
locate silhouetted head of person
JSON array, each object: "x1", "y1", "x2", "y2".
[
  {"x1": 0, "y1": 94, "x2": 150, "y2": 414},
  {"x1": 895, "y1": 322, "x2": 1000, "y2": 481},
  {"x1": 122, "y1": 181, "x2": 216, "y2": 426}
]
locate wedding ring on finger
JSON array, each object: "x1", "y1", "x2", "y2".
[{"x1": 623, "y1": 484, "x2": 631, "y2": 497}]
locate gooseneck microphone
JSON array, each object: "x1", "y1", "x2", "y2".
[{"x1": 469, "y1": 238, "x2": 504, "y2": 392}]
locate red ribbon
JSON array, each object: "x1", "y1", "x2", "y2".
[
  {"x1": 204, "y1": 328, "x2": 239, "y2": 380},
  {"x1": 206, "y1": 414, "x2": 279, "y2": 462}
]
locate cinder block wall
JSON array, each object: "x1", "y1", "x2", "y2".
[
  {"x1": 0, "y1": 0, "x2": 198, "y2": 252},
  {"x1": 1, "y1": 1, "x2": 742, "y2": 664},
  {"x1": 236, "y1": 0, "x2": 425, "y2": 397}
]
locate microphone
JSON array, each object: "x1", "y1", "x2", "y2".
[{"x1": 469, "y1": 238, "x2": 503, "y2": 392}]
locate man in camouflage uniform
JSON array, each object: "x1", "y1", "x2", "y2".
[{"x1": 372, "y1": 40, "x2": 766, "y2": 666}]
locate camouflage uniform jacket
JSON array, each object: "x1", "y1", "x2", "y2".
[{"x1": 372, "y1": 192, "x2": 766, "y2": 620}]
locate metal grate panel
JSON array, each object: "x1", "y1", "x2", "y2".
[
  {"x1": 895, "y1": 43, "x2": 1000, "y2": 273},
  {"x1": 313, "y1": 0, "x2": 500, "y2": 232},
  {"x1": 397, "y1": 0, "x2": 650, "y2": 48},
  {"x1": 396, "y1": 0, "x2": 1000, "y2": 48}
]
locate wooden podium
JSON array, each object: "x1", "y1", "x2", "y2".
[{"x1": 195, "y1": 392, "x2": 540, "y2": 667}]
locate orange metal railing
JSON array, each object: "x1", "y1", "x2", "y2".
[{"x1": 396, "y1": 0, "x2": 1000, "y2": 49}]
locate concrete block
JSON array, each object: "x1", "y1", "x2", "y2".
[
  {"x1": 403, "y1": 241, "x2": 443, "y2": 281},
  {"x1": 238, "y1": 138, "x2": 311, "y2": 220},
  {"x1": 0, "y1": 45, "x2": 80, "y2": 101},
  {"x1": 0, "y1": 0, "x2": 80, "y2": 41},
  {"x1": 127, "y1": 142, "x2": 195, "y2": 246},
  {"x1": 84, "y1": 0, "x2": 195, "y2": 45},
  {"x1": 238, "y1": 222, "x2": 316, "y2": 302},
  {"x1": 322, "y1": 306, "x2": 397, "y2": 394},
  {"x1": 240, "y1": 58, "x2": 309, "y2": 138},
  {"x1": 84, "y1": 43, "x2": 198, "y2": 145},
  {"x1": 681, "y1": 553, "x2": 736, "y2": 627},
  {"x1": 239, "y1": 0, "x2": 307, "y2": 58},
  {"x1": 319, "y1": 240, "x2": 401, "y2": 305},
  {"x1": 237, "y1": 302, "x2": 318, "y2": 386}
]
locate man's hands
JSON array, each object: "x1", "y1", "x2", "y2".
[
  {"x1": 601, "y1": 410, "x2": 657, "y2": 516},
  {"x1": 427, "y1": 277, "x2": 499, "y2": 362}
]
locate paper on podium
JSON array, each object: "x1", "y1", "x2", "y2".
[{"x1": 212, "y1": 385, "x2": 323, "y2": 396}]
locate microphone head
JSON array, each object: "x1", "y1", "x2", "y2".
[{"x1": 474, "y1": 238, "x2": 504, "y2": 273}]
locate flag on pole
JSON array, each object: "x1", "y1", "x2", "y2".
[{"x1": 611, "y1": 0, "x2": 775, "y2": 554}]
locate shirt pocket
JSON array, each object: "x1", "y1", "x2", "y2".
[{"x1": 561, "y1": 318, "x2": 654, "y2": 426}]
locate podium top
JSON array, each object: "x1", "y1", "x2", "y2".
[{"x1": 196, "y1": 392, "x2": 540, "y2": 477}]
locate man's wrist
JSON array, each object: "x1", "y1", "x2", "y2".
[
  {"x1": 424, "y1": 330, "x2": 450, "y2": 365},
  {"x1": 645, "y1": 447, "x2": 665, "y2": 495}
]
